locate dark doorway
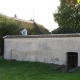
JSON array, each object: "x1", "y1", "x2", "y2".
[{"x1": 67, "y1": 52, "x2": 78, "y2": 71}]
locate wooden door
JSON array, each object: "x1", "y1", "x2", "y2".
[{"x1": 67, "y1": 52, "x2": 78, "y2": 70}]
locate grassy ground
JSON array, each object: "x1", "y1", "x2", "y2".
[{"x1": 0, "y1": 57, "x2": 80, "y2": 80}]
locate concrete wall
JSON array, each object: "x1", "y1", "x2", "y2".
[{"x1": 4, "y1": 37, "x2": 80, "y2": 66}]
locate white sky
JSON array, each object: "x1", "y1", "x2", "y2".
[{"x1": 0, "y1": 0, "x2": 60, "y2": 31}]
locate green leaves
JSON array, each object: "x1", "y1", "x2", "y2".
[
  {"x1": 0, "y1": 15, "x2": 20, "y2": 36},
  {"x1": 0, "y1": 14, "x2": 20, "y2": 55},
  {"x1": 77, "y1": 0, "x2": 80, "y2": 4},
  {"x1": 53, "y1": 0, "x2": 80, "y2": 34}
]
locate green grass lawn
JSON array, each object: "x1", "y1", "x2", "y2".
[{"x1": 0, "y1": 57, "x2": 80, "y2": 80}]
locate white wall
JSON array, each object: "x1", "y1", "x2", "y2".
[{"x1": 4, "y1": 37, "x2": 80, "y2": 66}]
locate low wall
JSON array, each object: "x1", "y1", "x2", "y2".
[{"x1": 3, "y1": 34, "x2": 80, "y2": 66}]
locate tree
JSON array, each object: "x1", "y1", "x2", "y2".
[
  {"x1": 52, "y1": 26, "x2": 74, "y2": 34},
  {"x1": 0, "y1": 14, "x2": 20, "y2": 55},
  {"x1": 53, "y1": 0, "x2": 80, "y2": 33}
]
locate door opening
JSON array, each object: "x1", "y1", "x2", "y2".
[{"x1": 67, "y1": 52, "x2": 78, "y2": 71}]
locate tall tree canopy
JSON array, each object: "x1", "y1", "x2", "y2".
[
  {"x1": 0, "y1": 14, "x2": 20, "y2": 55},
  {"x1": 0, "y1": 14, "x2": 20, "y2": 36},
  {"x1": 53, "y1": 0, "x2": 80, "y2": 33}
]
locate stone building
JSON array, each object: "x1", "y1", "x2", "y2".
[{"x1": 3, "y1": 34, "x2": 80, "y2": 70}]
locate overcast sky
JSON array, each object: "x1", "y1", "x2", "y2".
[{"x1": 0, "y1": 0, "x2": 60, "y2": 31}]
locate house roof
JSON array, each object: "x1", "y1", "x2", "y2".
[
  {"x1": 6, "y1": 16, "x2": 33, "y2": 23},
  {"x1": 6, "y1": 16, "x2": 49, "y2": 34},
  {"x1": 3, "y1": 33, "x2": 80, "y2": 39}
]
